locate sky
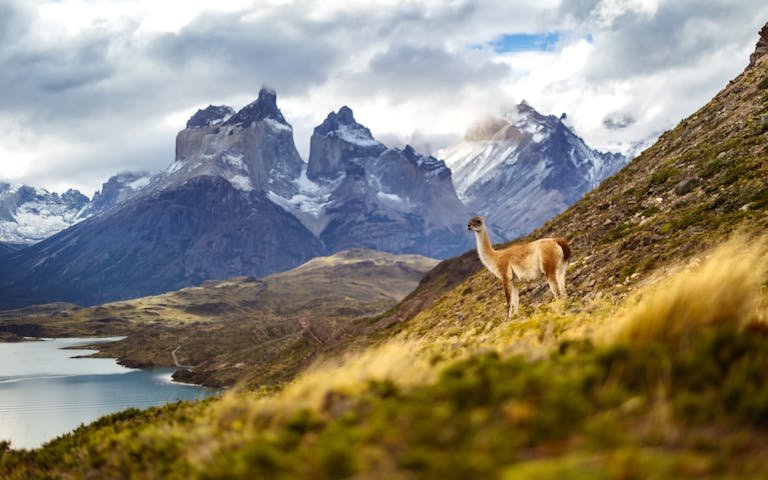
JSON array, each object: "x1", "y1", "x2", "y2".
[{"x1": 0, "y1": 0, "x2": 766, "y2": 195}]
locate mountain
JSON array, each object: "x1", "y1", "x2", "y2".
[
  {"x1": 0, "y1": 241, "x2": 24, "y2": 256},
  {"x1": 0, "y1": 183, "x2": 89, "y2": 244},
  {"x1": 0, "y1": 175, "x2": 326, "y2": 309},
  {"x1": 0, "y1": 90, "x2": 468, "y2": 309},
  {"x1": 0, "y1": 89, "x2": 325, "y2": 308},
  {"x1": 166, "y1": 88, "x2": 303, "y2": 198},
  {"x1": 81, "y1": 171, "x2": 155, "y2": 217},
  {"x1": 0, "y1": 249, "x2": 438, "y2": 387},
  {"x1": 0, "y1": 171, "x2": 155, "y2": 246},
  {"x1": 270, "y1": 106, "x2": 471, "y2": 257},
  {"x1": 435, "y1": 102, "x2": 626, "y2": 238}
]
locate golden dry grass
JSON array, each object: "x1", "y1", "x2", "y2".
[{"x1": 608, "y1": 235, "x2": 768, "y2": 346}]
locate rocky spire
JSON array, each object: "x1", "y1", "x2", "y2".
[
  {"x1": 315, "y1": 105, "x2": 360, "y2": 136},
  {"x1": 225, "y1": 87, "x2": 287, "y2": 127},
  {"x1": 749, "y1": 21, "x2": 768, "y2": 67},
  {"x1": 307, "y1": 106, "x2": 384, "y2": 181}
]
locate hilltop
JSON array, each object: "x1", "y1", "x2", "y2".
[{"x1": 2, "y1": 22, "x2": 768, "y2": 480}]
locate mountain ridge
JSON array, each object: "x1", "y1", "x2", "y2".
[
  {"x1": 0, "y1": 92, "x2": 471, "y2": 308},
  {"x1": 435, "y1": 102, "x2": 627, "y2": 238}
]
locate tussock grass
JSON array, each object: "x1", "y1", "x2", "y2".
[
  {"x1": 261, "y1": 339, "x2": 436, "y2": 416},
  {"x1": 609, "y1": 235, "x2": 768, "y2": 346}
]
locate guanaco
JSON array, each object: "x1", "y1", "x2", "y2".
[{"x1": 467, "y1": 216, "x2": 572, "y2": 318}]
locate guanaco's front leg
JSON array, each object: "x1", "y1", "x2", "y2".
[{"x1": 502, "y1": 274, "x2": 519, "y2": 319}]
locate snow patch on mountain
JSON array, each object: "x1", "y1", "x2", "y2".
[
  {"x1": 264, "y1": 118, "x2": 292, "y2": 133},
  {"x1": 267, "y1": 167, "x2": 339, "y2": 236},
  {"x1": 227, "y1": 174, "x2": 254, "y2": 192},
  {"x1": 128, "y1": 176, "x2": 151, "y2": 190},
  {"x1": 337, "y1": 124, "x2": 380, "y2": 147},
  {"x1": 0, "y1": 183, "x2": 89, "y2": 243}
]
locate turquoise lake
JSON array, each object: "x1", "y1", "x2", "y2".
[{"x1": 0, "y1": 337, "x2": 217, "y2": 449}]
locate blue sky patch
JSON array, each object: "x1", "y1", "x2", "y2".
[{"x1": 486, "y1": 32, "x2": 561, "y2": 53}]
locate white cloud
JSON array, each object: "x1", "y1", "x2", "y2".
[
  {"x1": 592, "y1": 0, "x2": 660, "y2": 27},
  {"x1": 0, "y1": 0, "x2": 766, "y2": 194}
]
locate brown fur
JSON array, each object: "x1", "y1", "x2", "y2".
[{"x1": 467, "y1": 216, "x2": 571, "y2": 318}]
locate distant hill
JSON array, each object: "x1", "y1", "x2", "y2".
[{"x1": 0, "y1": 249, "x2": 437, "y2": 387}]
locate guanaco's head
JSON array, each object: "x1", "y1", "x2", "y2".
[{"x1": 467, "y1": 216, "x2": 485, "y2": 232}]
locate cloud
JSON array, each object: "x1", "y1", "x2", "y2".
[
  {"x1": 146, "y1": 11, "x2": 342, "y2": 96},
  {"x1": 365, "y1": 45, "x2": 509, "y2": 97},
  {"x1": 0, "y1": 0, "x2": 766, "y2": 194},
  {"x1": 558, "y1": 0, "x2": 768, "y2": 79}
]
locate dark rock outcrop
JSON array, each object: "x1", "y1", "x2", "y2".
[
  {"x1": 186, "y1": 105, "x2": 235, "y2": 128},
  {"x1": 749, "y1": 21, "x2": 768, "y2": 67},
  {"x1": 674, "y1": 177, "x2": 699, "y2": 196}
]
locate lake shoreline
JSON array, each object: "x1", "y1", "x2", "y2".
[{"x1": 0, "y1": 337, "x2": 218, "y2": 449}]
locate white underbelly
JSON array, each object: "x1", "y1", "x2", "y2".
[{"x1": 512, "y1": 254, "x2": 542, "y2": 281}]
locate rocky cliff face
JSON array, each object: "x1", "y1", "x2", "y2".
[
  {"x1": 270, "y1": 106, "x2": 472, "y2": 258},
  {"x1": 306, "y1": 106, "x2": 387, "y2": 181},
  {"x1": 749, "y1": 21, "x2": 768, "y2": 67},
  {"x1": 169, "y1": 88, "x2": 303, "y2": 198},
  {"x1": 435, "y1": 101, "x2": 626, "y2": 239}
]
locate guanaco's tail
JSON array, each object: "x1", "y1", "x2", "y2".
[{"x1": 555, "y1": 238, "x2": 572, "y2": 262}]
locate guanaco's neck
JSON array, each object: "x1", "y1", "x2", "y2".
[
  {"x1": 474, "y1": 227, "x2": 500, "y2": 276},
  {"x1": 475, "y1": 227, "x2": 495, "y2": 255}
]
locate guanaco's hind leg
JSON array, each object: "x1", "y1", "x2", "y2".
[
  {"x1": 510, "y1": 281, "x2": 519, "y2": 317},
  {"x1": 502, "y1": 274, "x2": 512, "y2": 319},
  {"x1": 546, "y1": 275, "x2": 561, "y2": 300},
  {"x1": 541, "y1": 244, "x2": 565, "y2": 301},
  {"x1": 556, "y1": 264, "x2": 568, "y2": 298}
]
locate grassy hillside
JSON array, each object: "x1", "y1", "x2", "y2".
[
  {"x1": 3, "y1": 239, "x2": 767, "y2": 478},
  {"x1": 0, "y1": 249, "x2": 437, "y2": 387},
  {"x1": 1, "y1": 25, "x2": 768, "y2": 480},
  {"x1": 363, "y1": 25, "x2": 768, "y2": 344}
]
